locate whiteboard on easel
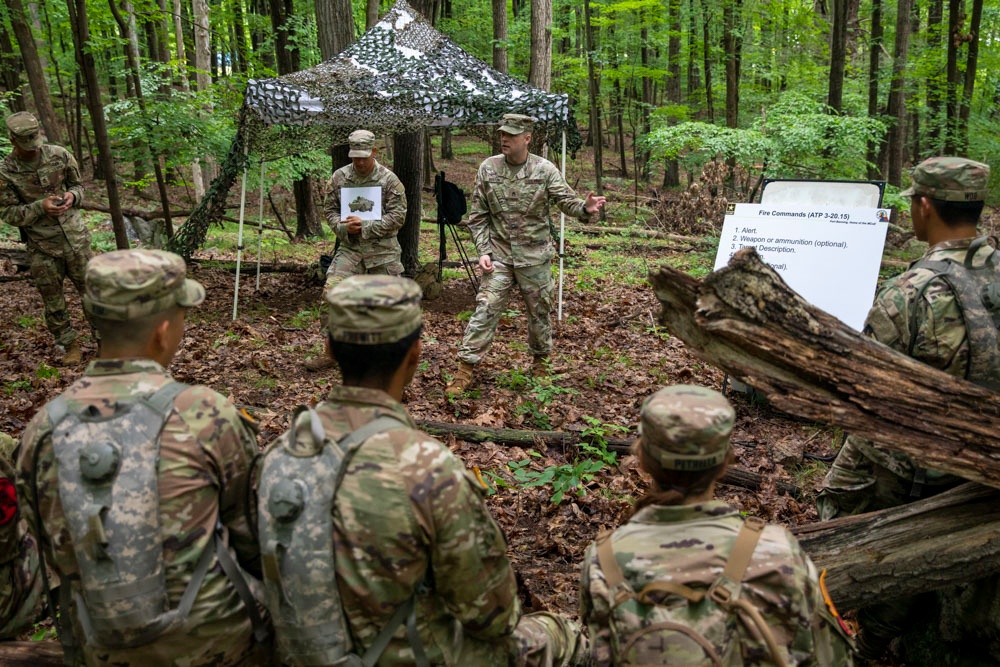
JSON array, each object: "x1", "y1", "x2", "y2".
[{"x1": 714, "y1": 203, "x2": 890, "y2": 331}]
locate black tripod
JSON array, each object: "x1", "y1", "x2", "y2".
[{"x1": 434, "y1": 171, "x2": 479, "y2": 295}]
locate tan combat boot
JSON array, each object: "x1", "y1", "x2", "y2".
[
  {"x1": 445, "y1": 361, "x2": 475, "y2": 397},
  {"x1": 60, "y1": 341, "x2": 82, "y2": 366},
  {"x1": 531, "y1": 355, "x2": 550, "y2": 379},
  {"x1": 303, "y1": 355, "x2": 336, "y2": 372}
]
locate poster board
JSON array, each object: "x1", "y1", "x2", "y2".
[
  {"x1": 341, "y1": 186, "x2": 383, "y2": 221},
  {"x1": 714, "y1": 204, "x2": 890, "y2": 331},
  {"x1": 759, "y1": 179, "x2": 885, "y2": 208}
]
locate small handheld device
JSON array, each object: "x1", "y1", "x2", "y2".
[{"x1": 54, "y1": 195, "x2": 68, "y2": 206}]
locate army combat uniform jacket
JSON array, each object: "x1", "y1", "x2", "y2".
[
  {"x1": 0, "y1": 144, "x2": 89, "y2": 258},
  {"x1": 17, "y1": 359, "x2": 268, "y2": 666},
  {"x1": 818, "y1": 237, "x2": 995, "y2": 518},
  {"x1": 468, "y1": 154, "x2": 588, "y2": 268},
  {"x1": 301, "y1": 385, "x2": 571, "y2": 666},
  {"x1": 323, "y1": 161, "x2": 406, "y2": 273},
  {"x1": 0, "y1": 434, "x2": 44, "y2": 639},
  {"x1": 580, "y1": 502, "x2": 852, "y2": 666}
]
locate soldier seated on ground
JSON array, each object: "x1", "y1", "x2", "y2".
[
  {"x1": 258, "y1": 275, "x2": 588, "y2": 667},
  {"x1": 580, "y1": 385, "x2": 855, "y2": 666}
]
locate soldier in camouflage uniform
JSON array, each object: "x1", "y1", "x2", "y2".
[
  {"x1": 264, "y1": 274, "x2": 587, "y2": 666},
  {"x1": 0, "y1": 112, "x2": 92, "y2": 366},
  {"x1": 305, "y1": 129, "x2": 407, "y2": 371},
  {"x1": 817, "y1": 157, "x2": 996, "y2": 662},
  {"x1": 17, "y1": 249, "x2": 270, "y2": 666},
  {"x1": 581, "y1": 385, "x2": 854, "y2": 666},
  {"x1": 0, "y1": 432, "x2": 45, "y2": 640},
  {"x1": 445, "y1": 114, "x2": 606, "y2": 396}
]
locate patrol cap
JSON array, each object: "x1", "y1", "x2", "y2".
[
  {"x1": 497, "y1": 113, "x2": 535, "y2": 136},
  {"x1": 348, "y1": 129, "x2": 376, "y2": 158},
  {"x1": 637, "y1": 385, "x2": 735, "y2": 472},
  {"x1": 900, "y1": 156, "x2": 990, "y2": 202},
  {"x1": 5, "y1": 112, "x2": 43, "y2": 150},
  {"x1": 84, "y1": 249, "x2": 205, "y2": 321},
  {"x1": 325, "y1": 275, "x2": 423, "y2": 345}
]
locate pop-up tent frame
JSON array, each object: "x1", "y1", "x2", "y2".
[{"x1": 168, "y1": 0, "x2": 583, "y2": 319}]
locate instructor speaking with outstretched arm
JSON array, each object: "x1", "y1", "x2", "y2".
[{"x1": 445, "y1": 113, "x2": 605, "y2": 397}]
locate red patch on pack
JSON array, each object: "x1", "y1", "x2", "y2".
[{"x1": 0, "y1": 478, "x2": 17, "y2": 525}]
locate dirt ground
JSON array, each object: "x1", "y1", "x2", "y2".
[{"x1": 0, "y1": 244, "x2": 838, "y2": 621}]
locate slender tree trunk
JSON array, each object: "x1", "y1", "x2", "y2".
[
  {"x1": 232, "y1": 0, "x2": 249, "y2": 73},
  {"x1": 441, "y1": 129, "x2": 453, "y2": 159},
  {"x1": 173, "y1": 0, "x2": 204, "y2": 201},
  {"x1": 528, "y1": 0, "x2": 552, "y2": 91},
  {"x1": 925, "y1": 0, "x2": 944, "y2": 151},
  {"x1": 865, "y1": 0, "x2": 884, "y2": 178},
  {"x1": 722, "y1": 0, "x2": 742, "y2": 128},
  {"x1": 956, "y1": 0, "x2": 982, "y2": 155},
  {"x1": 193, "y1": 0, "x2": 215, "y2": 191},
  {"x1": 66, "y1": 0, "x2": 129, "y2": 249},
  {"x1": 827, "y1": 0, "x2": 847, "y2": 112},
  {"x1": 702, "y1": 0, "x2": 714, "y2": 122},
  {"x1": 8, "y1": 0, "x2": 62, "y2": 145},
  {"x1": 886, "y1": 0, "x2": 913, "y2": 185},
  {"x1": 663, "y1": 0, "x2": 682, "y2": 186},
  {"x1": 491, "y1": 0, "x2": 507, "y2": 156},
  {"x1": 315, "y1": 0, "x2": 354, "y2": 60},
  {"x1": 943, "y1": 0, "x2": 961, "y2": 153},
  {"x1": 0, "y1": 23, "x2": 25, "y2": 112},
  {"x1": 640, "y1": 24, "x2": 653, "y2": 180},
  {"x1": 583, "y1": 0, "x2": 604, "y2": 210},
  {"x1": 394, "y1": 132, "x2": 423, "y2": 276}
]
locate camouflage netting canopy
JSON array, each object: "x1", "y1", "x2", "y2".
[
  {"x1": 241, "y1": 0, "x2": 582, "y2": 160},
  {"x1": 169, "y1": 0, "x2": 582, "y2": 258}
]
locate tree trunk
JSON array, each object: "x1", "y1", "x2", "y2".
[
  {"x1": 795, "y1": 483, "x2": 1000, "y2": 609},
  {"x1": 663, "y1": 0, "x2": 682, "y2": 186},
  {"x1": 109, "y1": 0, "x2": 173, "y2": 237},
  {"x1": 441, "y1": 129, "x2": 453, "y2": 159},
  {"x1": 925, "y1": 0, "x2": 944, "y2": 152},
  {"x1": 292, "y1": 180, "x2": 321, "y2": 238},
  {"x1": 491, "y1": 0, "x2": 507, "y2": 155},
  {"x1": 528, "y1": 0, "x2": 552, "y2": 91},
  {"x1": 315, "y1": 0, "x2": 355, "y2": 61},
  {"x1": 0, "y1": 641, "x2": 63, "y2": 665},
  {"x1": 722, "y1": 0, "x2": 742, "y2": 128},
  {"x1": 827, "y1": 0, "x2": 847, "y2": 112},
  {"x1": 865, "y1": 0, "x2": 883, "y2": 178},
  {"x1": 702, "y1": 0, "x2": 714, "y2": 122},
  {"x1": 367, "y1": 0, "x2": 380, "y2": 29},
  {"x1": 174, "y1": 0, "x2": 204, "y2": 201},
  {"x1": 232, "y1": 0, "x2": 249, "y2": 73},
  {"x1": 8, "y1": 0, "x2": 62, "y2": 145},
  {"x1": 886, "y1": 0, "x2": 912, "y2": 185},
  {"x1": 943, "y1": 0, "x2": 960, "y2": 153},
  {"x1": 0, "y1": 22, "x2": 26, "y2": 112},
  {"x1": 193, "y1": 0, "x2": 215, "y2": 192},
  {"x1": 956, "y1": 0, "x2": 983, "y2": 155},
  {"x1": 583, "y1": 0, "x2": 604, "y2": 202},
  {"x1": 394, "y1": 131, "x2": 423, "y2": 276},
  {"x1": 648, "y1": 248, "x2": 1000, "y2": 487},
  {"x1": 66, "y1": 0, "x2": 129, "y2": 249}
]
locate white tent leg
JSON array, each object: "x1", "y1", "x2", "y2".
[
  {"x1": 255, "y1": 160, "x2": 265, "y2": 290},
  {"x1": 232, "y1": 146, "x2": 250, "y2": 320},
  {"x1": 557, "y1": 129, "x2": 567, "y2": 322}
]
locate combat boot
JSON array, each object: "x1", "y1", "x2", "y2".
[
  {"x1": 531, "y1": 355, "x2": 550, "y2": 379},
  {"x1": 445, "y1": 361, "x2": 475, "y2": 397},
  {"x1": 303, "y1": 355, "x2": 335, "y2": 372},
  {"x1": 60, "y1": 341, "x2": 82, "y2": 366}
]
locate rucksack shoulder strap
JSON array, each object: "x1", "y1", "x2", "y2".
[
  {"x1": 721, "y1": 515, "x2": 766, "y2": 588},
  {"x1": 142, "y1": 381, "x2": 188, "y2": 418},
  {"x1": 595, "y1": 530, "x2": 637, "y2": 609}
]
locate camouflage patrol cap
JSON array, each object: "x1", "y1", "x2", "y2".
[
  {"x1": 325, "y1": 275, "x2": 423, "y2": 344},
  {"x1": 5, "y1": 112, "x2": 43, "y2": 150},
  {"x1": 84, "y1": 249, "x2": 205, "y2": 321},
  {"x1": 637, "y1": 385, "x2": 735, "y2": 472},
  {"x1": 900, "y1": 156, "x2": 990, "y2": 202},
  {"x1": 348, "y1": 129, "x2": 376, "y2": 158},
  {"x1": 497, "y1": 113, "x2": 535, "y2": 135}
]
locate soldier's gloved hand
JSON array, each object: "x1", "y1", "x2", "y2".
[{"x1": 478, "y1": 254, "x2": 494, "y2": 274}]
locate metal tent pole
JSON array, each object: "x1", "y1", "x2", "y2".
[
  {"x1": 557, "y1": 129, "x2": 567, "y2": 321},
  {"x1": 255, "y1": 160, "x2": 265, "y2": 290},
  {"x1": 232, "y1": 143, "x2": 250, "y2": 320}
]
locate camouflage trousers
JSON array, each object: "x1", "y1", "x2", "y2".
[
  {"x1": 322, "y1": 248, "x2": 403, "y2": 303},
  {"x1": 510, "y1": 612, "x2": 589, "y2": 667},
  {"x1": 27, "y1": 244, "x2": 93, "y2": 347},
  {"x1": 816, "y1": 434, "x2": 960, "y2": 521},
  {"x1": 458, "y1": 261, "x2": 554, "y2": 365}
]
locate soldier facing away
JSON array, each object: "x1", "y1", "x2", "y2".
[
  {"x1": 17, "y1": 249, "x2": 270, "y2": 666},
  {"x1": 817, "y1": 157, "x2": 1000, "y2": 663},
  {"x1": 445, "y1": 113, "x2": 606, "y2": 397},
  {"x1": 580, "y1": 385, "x2": 854, "y2": 666},
  {"x1": 0, "y1": 111, "x2": 93, "y2": 365},
  {"x1": 304, "y1": 129, "x2": 407, "y2": 371},
  {"x1": 259, "y1": 274, "x2": 588, "y2": 666}
]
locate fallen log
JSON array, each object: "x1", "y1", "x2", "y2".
[
  {"x1": 794, "y1": 483, "x2": 1000, "y2": 609},
  {"x1": 0, "y1": 640, "x2": 63, "y2": 665},
  {"x1": 576, "y1": 225, "x2": 702, "y2": 243},
  {"x1": 416, "y1": 420, "x2": 799, "y2": 496},
  {"x1": 649, "y1": 248, "x2": 1000, "y2": 488}
]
